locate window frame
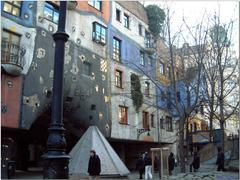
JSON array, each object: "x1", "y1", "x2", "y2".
[
  {"x1": 115, "y1": 69, "x2": 123, "y2": 88},
  {"x1": 2, "y1": 29, "x2": 22, "y2": 65},
  {"x1": 3, "y1": 1, "x2": 22, "y2": 17},
  {"x1": 118, "y1": 105, "x2": 128, "y2": 124},
  {"x1": 82, "y1": 61, "x2": 91, "y2": 76},
  {"x1": 140, "y1": 51, "x2": 145, "y2": 66},
  {"x1": 116, "y1": 8, "x2": 121, "y2": 22},
  {"x1": 138, "y1": 23, "x2": 142, "y2": 36},
  {"x1": 92, "y1": 22, "x2": 107, "y2": 45},
  {"x1": 159, "y1": 62, "x2": 165, "y2": 75},
  {"x1": 43, "y1": 1, "x2": 59, "y2": 24},
  {"x1": 166, "y1": 116, "x2": 173, "y2": 131},
  {"x1": 123, "y1": 13, "x2": 130, "y2": 29},
  {"x1": 113, "y1": 37, "x2": 121, "y2": 61},
  {"x1": 160, "y1": 118, "x2": 164, "y2": 129},
  {"x1": 167, "y1": 67, "x2": 171, "y2": 79},
  {"x1": 144, "y1": 81, "x2": 150, "y2": 97},
  {"x1": 88, "y1": 0, "x2": 102, "y2": 11},
  {"x1": 151, "y1": 114, "x2": 155, "y2": 128},
  {"x1": 142, "y1": 111, "x2": 149, "y2": 129}
]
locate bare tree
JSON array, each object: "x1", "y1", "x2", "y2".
[{"x1": 203, "y1": 13, "x2": 239, "y2": 151}]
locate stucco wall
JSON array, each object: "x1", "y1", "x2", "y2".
[
  {"x1": 111, "y1": 1, "x2": 148, "y2": 49},
  {"x1": 109, "y1": 61, "x2": 159, "y2": 141}
]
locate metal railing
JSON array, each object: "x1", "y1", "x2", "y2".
[
  {"x1": 1, "y1": 40, "x2": 25, "y2": 68},
  {"x1": 144, "y1": 37, "x2": 155, "y2": 53}
]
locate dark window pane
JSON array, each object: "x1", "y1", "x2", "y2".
[{"x1": 83, "y1": 62, "x2": 91, "y2": 76}]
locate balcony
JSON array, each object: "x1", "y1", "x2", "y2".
[
  {"x1": 1, "y1": 40, "x2": 25, "y2": 76},
  {"x1": 144, "y1": 38, "x2": 155, "y2": 54},
  {"x1": 67, "y1": 1, "x2": 78, "y2": 10}
]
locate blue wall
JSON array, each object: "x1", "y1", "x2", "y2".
[
  {"x1": 108, "y1": 24, "x2": 156, "y2": 80},
  {"x1": 1, "y1": 1, "x2": 36, "y2": 27}
]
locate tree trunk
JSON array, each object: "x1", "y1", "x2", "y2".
[
  {"x1": 179, "y1": 118, "x2": 186, "y2": 173},
  {"x1": 220, "y1": 121, "x2": 225, "y2": 151}
]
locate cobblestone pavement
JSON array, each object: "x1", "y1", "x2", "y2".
[{"x1": 11, "y1": 164, "x2": 239, "y2": 179}]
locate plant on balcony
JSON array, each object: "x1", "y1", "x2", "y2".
[
  {"x1": 145, "y1": 5, "x2": 165, "y2": 37},
  {"x1": 131, "y1": 74, "x2": 143, "y2": 112}
]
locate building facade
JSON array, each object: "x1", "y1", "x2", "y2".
[{"x1": 1, "y1": 1, "x2": 178, "y2": 173}]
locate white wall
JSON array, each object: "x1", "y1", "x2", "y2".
[
  {"x1": 36, "y1": 1, "x2": 108, "y2": 58},
  {"x1": 1, "y1": 17, "x2": 37, "y2": 75},
  {"x1": 109, "y1": 61, "x2": 159, "y2": 141},
  {"x1": 111, "y1": 1, "x2": 149, "y2": 48}
]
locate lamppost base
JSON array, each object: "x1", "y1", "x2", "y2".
[{"x1": 42, "y1": 153, "x2": 70, "y2": 179}]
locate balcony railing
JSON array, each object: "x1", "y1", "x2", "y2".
[
  {"x1": 144, "y1": 37, "x2": 155, "y2": 54},
  {"x1": 1, "y1": 40, "x2": 25, "y2": 76}
]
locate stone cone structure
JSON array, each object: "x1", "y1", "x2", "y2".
[{"x1": 69, "y1": 126, "x2": 130, "y2": 177}]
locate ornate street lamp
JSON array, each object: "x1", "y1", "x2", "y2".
[{"x1": 42, "y1": 1, "x2": 70, "y2": 179}]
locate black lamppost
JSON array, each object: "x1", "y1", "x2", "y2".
[{"x1": 42, "y1": 1, "x2": 69, "y2": 179}]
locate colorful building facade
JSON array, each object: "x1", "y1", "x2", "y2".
[{"x1": 1, "y1": 1, "x2": 178, "y2": 172}]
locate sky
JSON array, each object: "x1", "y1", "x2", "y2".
[{"x1": 143, "y1": 0, "x2": 239, "y2": 57}]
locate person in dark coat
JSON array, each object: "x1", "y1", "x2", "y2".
[
  {"x1": 216, "y1": 147, "x2": 225, "y2": 171},
  {"x1": 168, "y1": 152, "x2": 175, "y2": 175},
  {"x1": 190, "y1": 152, "x2": 200, "y2": 172},
  {"x1": 136, "y1": 154, "x2": 145, "y2": 179},
  {"x1": 144, "y1": 152, "x2": 152, "y2": 179},
  {"x1": 88, "y1": 150, "x2": 101, "y2": 179}
]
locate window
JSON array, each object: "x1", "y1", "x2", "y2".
[
  {"x1": 145, "y1": 81, "x2": 150, "y2": 97},
  {"x1": 115, "y1": 70, "x2": 122, "y2": 88},
  {"x1": 119, "y1": 106, "x2": 128, "y2": 124},
  {"x1": 166, "y1": 116, "x2": 173, "y2": 131},
  {"x1": 92, "y1": 22, "x2": 106, "y2": 45},
  {"x1": 200, "y1": 104, "x2": 204, "y2": 115},
  {"x1": 190, "y1": 124, "x2": 193, "y2": 132},
  {"x1": 167, "y1": 67, "x2": 171, "y2": 78},
  {"x1": 3, "y1": 1, "x2": 21, "y2": 17},
  {"x1": 160, "y1": 118, "x2": 164, "y2": 129},
  {"x1": 139, "y1": 24, "x2": 142, "y2": 35},
  {"x1": 2, "y1": 30, "x2": 21, "y2": 46},
  {"x1": 113, "y1": 37, "x2": 121, "y2": 61},
  {"x1": 142, "y1": 111, "x2": 149, "y2": 129},
  {"x1": 2, "y1": 30, "x2": 21, "y2": 65},
  {"x1": 160, "y1": 62, "x2": 165, "y2": 75},
  {"x1": 123, "y1": 13, "x2": 130, "y2": 29},
  {"x1": 177, "y1": 91, "x2": 181, "y2": 102},
  {"x1": 151, "y1": 114, "x2": 155, "y2": 128},
  {"x1": 145, "y1": 31, "x2": 151, "y2": 48},
  {"x1": 116, "y1": 9, "x2": 121, "y2": 22},
  {"x1": 43, "y1": 2, "x2": 59, "y2": 23},
  {"x1": 140, "y1": 51, "x2": 145, "y2": 65},
  {"x1": 148, "y1": 56, "x2": 153, "y2": 66},
  {"x1": 88, "y1": 0, "x2": 102, "y2": 11},
  {"x1": 83, "y1": 62, "x2": 91, "y2": 76},
  {"x1": 194, "y1": 122, "x2": 197, "y2": 132}
]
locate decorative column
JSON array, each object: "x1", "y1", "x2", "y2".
[{"x1": 42, "y1": 1, "x2": 70, "y2": 179}]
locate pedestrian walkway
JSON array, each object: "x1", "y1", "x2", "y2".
[{"x1": 10, "y1": 164, "x2": 239, "y2": 179}]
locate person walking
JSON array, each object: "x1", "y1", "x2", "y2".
[
  {"x1": 190, "y1": 152, "x2": 200, "y2": 172},
  {"x1": 88, "y1": 150, "x2": 101, "y2": 179},
  {"x1": 216, "y1": 147, "x2": 225, "y2": 171},
  {"x1": 144, "y1": 152, "x2": 152, "y2": 179},
  {"x1": 136, "y1": 154, "x2": 145, "y2": 179},
  {"x1": 168, "y1": 152, "x2": 175, "y2": 175}
]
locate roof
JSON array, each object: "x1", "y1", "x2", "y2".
[
  {"x1": 116, "y1": 1, "x2": 148, "y2": 24},
  {"x1": 69, "y1": 126, "x2": 130, "y2": 177}
]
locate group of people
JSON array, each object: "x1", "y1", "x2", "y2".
[
  {"x1": 136, "y1": 152, "x2": 152, "y2": 179},
  {"x1": 87, "y1": 146, "x2": 225, "y2": 179}
]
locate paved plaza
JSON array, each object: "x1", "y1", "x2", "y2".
[{"x1": 11, "y1": 163, "x2": 239, "y2": 179}]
